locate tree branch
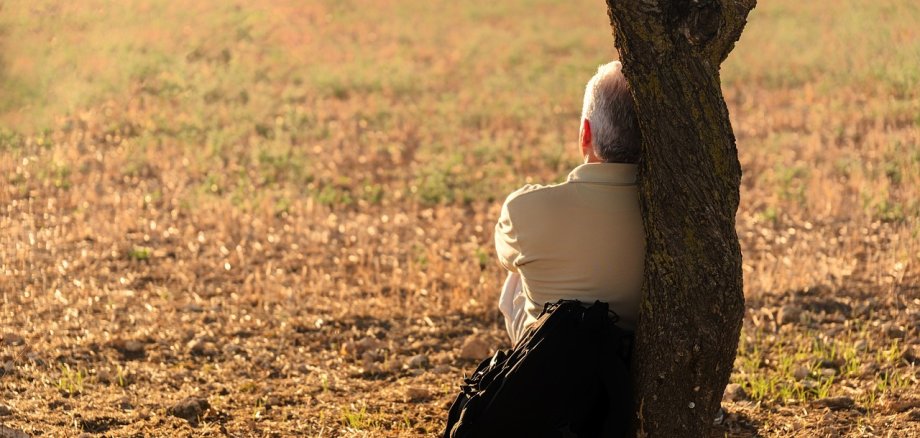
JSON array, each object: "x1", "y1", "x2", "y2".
[
  {"x1": 607, "y1": 0, "x2": 756, "y2": 67},
  {"x1": 709, "y1": 0, "x2": 757, "y2": 65}
]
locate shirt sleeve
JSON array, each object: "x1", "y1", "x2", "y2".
[{"x1": 494, "y1": 198, "x2": 522, "y2": 273}]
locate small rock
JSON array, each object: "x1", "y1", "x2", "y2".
[
  {"x1": 0, "y1": 361, "x2": 14, "y2": 377},
  {"x1": 406, "y1": 354, "x2": 429, "y2": 369},
  {"x1": 858, "y1": 362, "x2": 878, "y2": 376},
  {"x1": 405, "y1": 387, "x2": 430, "y2": 401},
  {"x1": 459, "y1": 334, "x2": 491, "y2": 360},
  {"x1": 1, "y1": 333, "x2": 24, "y2": 346},
  {"x1": 888, "y1": 399, "x2": 920, "y2": 413},
  {"x1": 188, "y1": 340, "x2": 218, "y2": 357},
  {"x1": 117, "y1": 396, "x2": 134, "y2": 411},
  {"x1": 223, "y1": 343, "x2": 247, "y2": 357},
  {"x1": 430, "y1": 351, "x2": 453, "y2": 365},
  {"x1": 113, "y1": 340, "x2": 146, "y2": 360},
  {"x1": 811, "y1": 396, "x2": 855, "y2": 411},
  {"x1": 854, "y1": 340, "x2": 868, "y2": 352},
  {"x1": 819, "y1": 358, "x2": 844, "y2": 370},
  {"x1": 776, "y1": 305, "x2": 803, "y2": 325},
  {"x1": 355, "y1": 337, "x2": 384, "y2": 355},
  {"x1": 384, "y1": 357, "x2": 403, "y2": 372},
  {"x1": 722, "y1": 383, "x2": 747, "y2": 402},
  {"x1": 95, "y1": 369, "x2": 112, "y2": 385},
  {"x1": 0, "y1": 405, "x2": 12, "y2": 417},
  {"x1": 820, "y1": 368, "x2": 837, "y2": 378},
  {"x1": 882, "y1": 323, "x2": 906, "y2": 339},
  {"x1": 361, "y1": 363, "x2": 382, "y2": 374},
  {"x1": 182, "y1": 304, "x2": 204, "y2": 313},
  {"x1": 902, "y1": 345, "x2": 919, "y2": 365},
  {"x1": 48, "y1": 399, "x2": 72, "y2": 411},
  {"x1": 0, "y1": 425, "x2": 29, "y2": 438},
  {"x1": 168, "y1": 397, "x2": 210, "y2": 422},
  {"x1": 432, "y1": 364, "x2": 452, "y2": 374},
  {"x1": 793, "y1": 366, "x2": 810, "y2": 381},
  {"x1": 361, "y1": 351, "x2": 381, "y2": 369}
]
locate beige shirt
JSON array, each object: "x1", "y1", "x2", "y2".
[{"x1": 495, "y1": 163, "x2": 646, "y2": 339}]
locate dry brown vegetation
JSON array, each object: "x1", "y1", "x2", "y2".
[{"x1": 1, "y1": 0, "x2": 918, "y2": 436}]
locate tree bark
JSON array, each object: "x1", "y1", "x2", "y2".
[{"x1": 603, "y1": 0, "x2": 756, "y2": 436}]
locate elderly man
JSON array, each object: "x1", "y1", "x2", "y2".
[
  {"x1": 443, "y1": 61, "x2": 645, "y2": 436},
  {"x1": 496, "y1": 61, "x2": 645, "y2": 345}
]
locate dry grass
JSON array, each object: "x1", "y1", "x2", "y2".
[{"x1": 1, "y1": 0, "x2": 918, "y2": 436}]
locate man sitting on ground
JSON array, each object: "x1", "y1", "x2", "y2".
[{"x1": 496, "y1": 60, "x2": 645, "y2": 345}]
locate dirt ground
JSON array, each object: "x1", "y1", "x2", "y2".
[
  {"x1": 2, "y1": 0, "x2": 919, "y2": 436},
  {"x1": 0, "y1": 243, "x2": 918, "y2": 437}
]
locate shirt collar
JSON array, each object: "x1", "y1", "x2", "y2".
[{"x1": 567, "y1": 163, "x2": 638, "y2": 185}]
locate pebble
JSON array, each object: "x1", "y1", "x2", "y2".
[
  {"x1": 858, "y1": 362, "x2": 878, "y2": 376},
  {"x1": 722, "y1": 383, "x2": 747, "y2": 402},
  {"x1": 361, "y1": 363, "x2": 382, "y2": 374},
  {"x1": 223, "y1": 343, "x2": 247, "y2": 357},
  {"x1": 0, "y1": 425, "x2": 29, "y2": 438},
  {"x1": 385, "y1": 357, "x2": 404, "y2": 372},
  {"x1": 0, "y1": 405, "x2": 11, "y2": 417},
  {"x1": 887, "y1": 399, "x2": 920, "y2": 413},
  {"x1": 902, "y1": 345, "x2": 919, "y2": 365},
  {"x1": 459, "y1": 334, "x2": 491, "y2": 360},
  {"x1": 776, "y1": 305, "x2": 803, "y2": 325},
  {"x1": 167, "y1": 397, "x2": 210, "y2": 422},
  {"x1": 95, "y1": 369, "x2": 112, "y2": 385},
  {"x1": 1, "y1": 333, "x2": 24, "y2": 346},
  {"x1": 182, "y1": 304, "x2": 204, "y2": 313},
  {"x1": 118, "y1": 396, "x2": 134, "y2": 411},
  {"x1": 882, "y1": 323, "x2": 905, "y2": 339},
  {"x1": 909, "y1": 408, "x2": 920, "y2": 422},
  {"x1": 119, "y1": 340, "x2": 146, "y2": 359},
  {"x1": 188, "y1": 340, "x2": 219, "y2": 357},
  {"x1": 811, "y1": 396, "x2": 855, "y2": 411},
  {"x1": 792, "y1": 366, "x2": 810, "y2": 381},
  {"x1": 361, "y1": 351, "x2": 380, "y2": 368},
  {"x1": 854, "y1": 340, "x2": 868, "y2": 352},
  {"x1": 1, "y1": 361, "x2": 14, "y2": 377},
  {"x1": 405, "y1": 387, "x2": 430, "y2": 401},
  {"x1": 406, "y1": 354, "x2": 429, "y2": 369},
  {"x1": 354, "y1": 337, "x2": 384, "y2": 355}
]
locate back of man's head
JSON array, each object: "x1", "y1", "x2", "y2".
[{"x1": 581, "y1": 61, "x2": 641, "y2": 164}]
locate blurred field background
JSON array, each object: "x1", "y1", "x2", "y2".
[{"x1": 1, "y1": 0, "x2": 918, "y2": 436}]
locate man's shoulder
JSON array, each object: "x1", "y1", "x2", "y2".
[
  {"x1": 502, "y1": 180, "x2": 571, "y2": 213},
  {"x1": 505, "y1": 181, "x2": 566, "y2": 202}
]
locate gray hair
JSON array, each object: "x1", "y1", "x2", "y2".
[{"x1": 580, "y1": 61, "x2": 641, "y2": 164}]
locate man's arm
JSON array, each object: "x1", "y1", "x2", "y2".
[{"x1": 494, "y1": 199, "x2": 522, "y2": 273}]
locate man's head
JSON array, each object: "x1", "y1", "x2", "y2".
[{"x1": 579, "y1": 61, "x2": 641, "y2": 164}]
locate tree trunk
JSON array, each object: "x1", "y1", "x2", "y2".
[{"x1": 604, "y1": 0, "x2": 756, "y2": 436}]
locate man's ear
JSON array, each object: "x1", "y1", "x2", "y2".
[{"x1": 580, "y1": 119, "x2": 593, "y2": 154}]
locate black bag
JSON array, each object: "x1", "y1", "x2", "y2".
[{"x1": 443, "y1": 300, "x2": 635, "y2": 438}]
